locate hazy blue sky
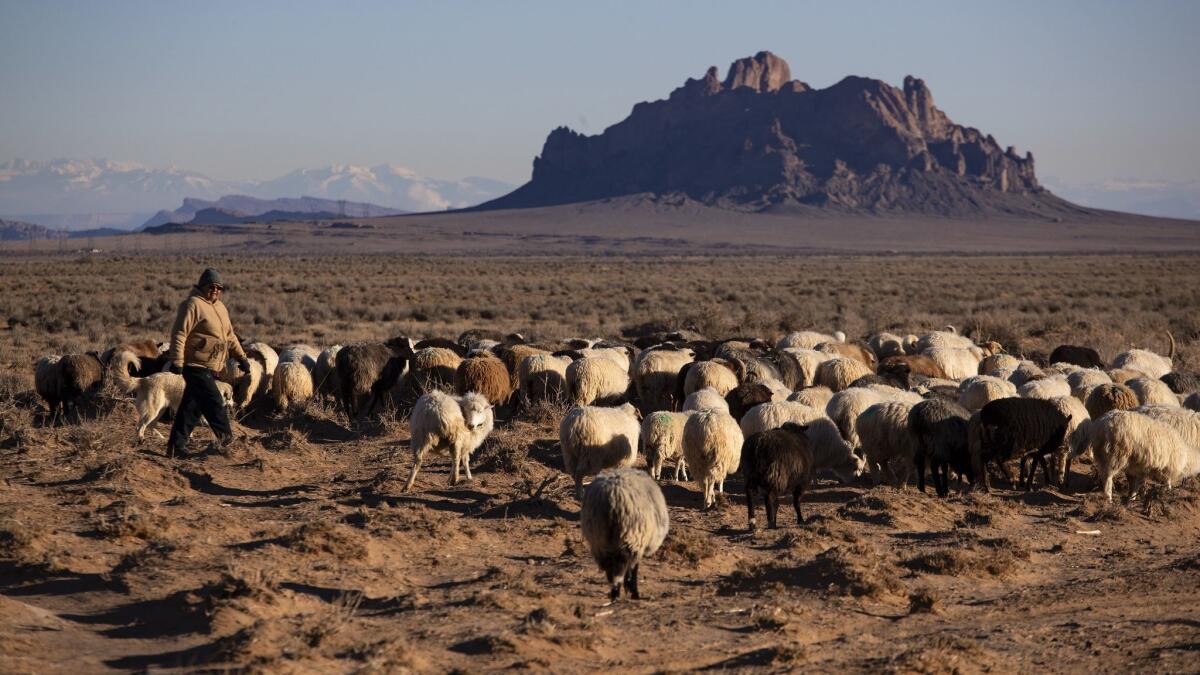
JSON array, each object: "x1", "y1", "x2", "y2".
[{"x1": 1, "y1": 0, "x2": 1197, "y2": 185}]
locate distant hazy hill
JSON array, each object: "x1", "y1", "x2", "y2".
[
  {"x1": 0, "y1": 159, "x2": 514, "y2": 229},
  {"x1": 483, "y1": 51, "x2": 1087, "y2": 218},
  {"x1": 143, "y1": 195, "x2": 403, "y2": 229},
  {"x1": 0, "y1": 218, "x2": 54, "y2": 240}
]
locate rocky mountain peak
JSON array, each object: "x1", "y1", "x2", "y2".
[
  {"x1": 723, "y1": 51, "x2": 792, "y2": 93},
  {"x1": 481, "y1": 52, "x2": 1081, "y2": 218}
]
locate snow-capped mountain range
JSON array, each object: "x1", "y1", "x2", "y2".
[{"x1": 0, "y1": 158, "x2": 514, "y2": 229}]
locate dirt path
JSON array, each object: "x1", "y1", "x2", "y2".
[{"x1": 2, "y1": 411, "x2": 1199, "y2": 672}]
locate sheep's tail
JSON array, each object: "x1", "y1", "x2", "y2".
[
  {"x1": 107, "y1": 350, "x2": 143, "y2": 395},
  {"x1": 1167, "y1": 331, "x2": 1177, "y2": 360}
]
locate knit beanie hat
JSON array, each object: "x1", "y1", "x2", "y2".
[{"x1": 197, "y1": 268, "x2": 224, "y2": 288}]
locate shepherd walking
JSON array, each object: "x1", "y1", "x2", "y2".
[{"x1": 165, "y1": 268, "x2": 250, "y2": 456}]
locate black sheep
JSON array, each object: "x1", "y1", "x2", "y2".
[
  {"x1": 1049, "y1": 344, "x2": 1105, "y2": 370},
  {"x1": 724, "y1": 382, "x2": 774, "y2": 422},
  {"x1": 908, "y1": 398, "x2": 973, "y2": 497},
  {"x1": 848, "y1": 373, "x2": 906, "y2": 389},
  {"x1": 336, "y1": 342, "x2": 396, "y2": 420},
  {"x1": 1161, "y1": 371, "x2": 1200, "y2": 395},
  {"x1": 743, "y1": 423, "x2": 814, "y2": 530},
  {"x1": 976, "y1": 398, "x2": 1070, "y2": 491}
]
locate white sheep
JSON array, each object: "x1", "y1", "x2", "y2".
[
  {"x1": 776, "y1": 348, "x2": 831, "y2": 389},
  {"x1": 403, "y1": 390, "x2": 494, "y2": 491},
  {"x1": 776, "y1": 330, "x2": 845, "y2": 351},
  {"x1": 826, "y1": 386, "x2": 922, "y2": 451},
  {"x1": 814, "y1": 357, "x2": 873, "y2": 392},
  {"x1": 1136, "y1": 405, "x2": 1200, "y2": 449},
  {"x1": 856, "y1": 400, "x2": 920, "y2": 486},
  {"x1": 739, "y1": 401, "x2": 862, "y2": 482},
  {"x1": 682, "y1": 387, "x2": 730, "y2": 414},
  {"x1": 915, "y1": 327, "x2": 974, "y2": 352},
  {"x1": 868, "y1": 332, "x2": 908, "y2": 359},
  {"x1": 269, "y1": 362, "x2": 314, "y2": 411},
  {"x1": 580, "y1": 467, "x2": 669, "y2": 601},
  {"x1": 1127, "y1": 377, "x2": 1180, "y2": 407},
  {"x1": 754, "y1": 376, "x2": 793, "y2": 401},
  {"x1": 683, "y1": 360, "x2": 739, "y2": 397},
  {"x1": 246, "y1": 342, "x2": 279, "y2": 376},
  {"x1": 1091, "y1": 410, "x2": 1200, "y2": 503},
  {"x1": 682, "y1": 409, "x2": 743, "y2": 509},
  {"x1": 220, "y1": 357, "x2": 265, "y2": 411},
  {"x1": 1067, "y1": 369, "x2": 1112, "y2": 401},
  {"x1": 559, "y1": 403, "x2": 641, "y2": 498},
  {"x1": 641, "y1": 411, "x2": 691, "y2": 481},
  {"x1": 1111, "y1": 338, "x2": 1174, "y2": 379},
  {"x1": 788, "y1": 385, "x2": 834, "y2": 410},
  {"x1": 957, "y1": 375, "x2": 1017, "y2": 412},
  {"x1": 567, "y1": 356, "x2": 631, "y2": 406},
  {"x1": 1018, "y1": 375, "x2": 1072, "y2": 400},
  {"x1": 518, "y1": 353, "x2": 573, "y2": 404},
  {"x1": 979, "y1": 353, "x2": 1020, "y2": 375},
  {"x1": 924, "y1": 346, "x2": 986, "y2": 380},
  {"x1": 578, "y1": 346, "x2": 634, "y2": 374},
  {"x1": 134, "y1": 372, "x2": 235, "y2": 440},
  {"x1": 1007, "y1": 361, "x2": 1046, "y2": 388},
  {"x1": 633, "y1": 348, "x2": 694, "y2": 412},
  {"x1": 313, "y1": 345, "x2": 343, "y2": 398},
  {"x1": 278, "y1": 344, "x2": 320, "y2": 372},
  {"x1": 1047, "y1": 395, "x2": 1091, "y2": 486}
]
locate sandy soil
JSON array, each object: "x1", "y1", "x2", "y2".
[{"x1": 2, "y1": 399, "x2": 1198, "y2": 673}]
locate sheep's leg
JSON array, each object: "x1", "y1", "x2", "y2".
[
  {"x1": 936, "y1": 462, "x2": 949, "y2": 498},
  {"x1": 1063, "y1": 455, "x2": 1074, "y2": 492},
  {"x1": 625, "y1": 564, "x2": 640, "y2": 600},
  {"x1": 746, "y1": 483, "x2": 757, "y2": 530},
  {"x1": 607, "y1": 571, "x2": 621, "y2": 601},
  {"x1": 574, "y1": 474, "x2": 584, "y2": 502},
  {"x1": 449, "y1": 448, "x2": 461, "y2": 486},
  {"x1": 402, "y1": 446, "x2": 426, "y2": 493},
  {"x1": 1040, "y1": 453, "x2": 1052, "y2": 489},
  {"x1": 765, "y1": 491, "x2": 779, "y2": 529},
  {"x1": 1103, "y1": 472, "x2": 1115, "y2": 503},
  {"x1": 718, "y1": 479, "x2": 724, "y2": 494},
  {"x1": 792, "y1": 487, "x2": 804, "y2": 525},
  {"x1": 463, "y1": 453, "x2": 473, "y2": 481}
]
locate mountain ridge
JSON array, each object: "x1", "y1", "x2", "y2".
[
  {"x1": 480, "y1": 51, "x2": 1086, "y2": 218},
  {"x1": 0, "y1": 159, "x2": 513, "y2": 228}
]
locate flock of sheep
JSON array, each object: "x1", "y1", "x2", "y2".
[{"x1": 30, "y1": 325, "x2": 1200, "y2": 600}]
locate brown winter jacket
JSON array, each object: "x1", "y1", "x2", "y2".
[{"x1": 168, "y1": 289, "x2": 248, "y2": 371}]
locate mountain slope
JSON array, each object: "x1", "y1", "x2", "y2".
[{"x1": 480, "y1": 51, "x2": 1087, "y2": 218}]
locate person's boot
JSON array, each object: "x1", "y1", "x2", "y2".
[{"x1": 204, "y1": 434, "x2": 235, "y2": 456}]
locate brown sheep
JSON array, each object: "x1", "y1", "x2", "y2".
[
  {"x1": 456, "y1": 355, "x2": 512, "y2": 406},
  {"x1": 878, "y1": 355, "x2": 949, "y2": 385},
  {"x1": 410, "y1": 347, "x2": 463, "y2": 394},
  {"x1": 54, "y1": 353, "x2": 104, "y2": 422},
  {"x1": 817, "y1": 341, "x2": 877, "y2": 369},
  {"x1": 1085, "y1": 383, "x2": 1139, "y2": 419},
  {"x1": 497, "y1": 343, "x2": 549, "y2": 392}
]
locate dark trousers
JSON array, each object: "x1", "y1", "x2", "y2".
[{"x1": 168, "y1": 366, "x2": 232, "y2": 451}]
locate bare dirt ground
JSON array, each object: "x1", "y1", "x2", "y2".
[
  {"x1": 3, "y1": 197, "x2": 1199, "y2": 257},
  {"x1": 1, "y1": 253, "x2": 1199, "y2": 672}
]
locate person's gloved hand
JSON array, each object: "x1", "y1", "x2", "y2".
[
  {"x1": 169, "y1": 364, "x2": 183, "y2": 375},
  {"x1": 237, "y1": 358, "x2": 252, "y2": 374}
]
